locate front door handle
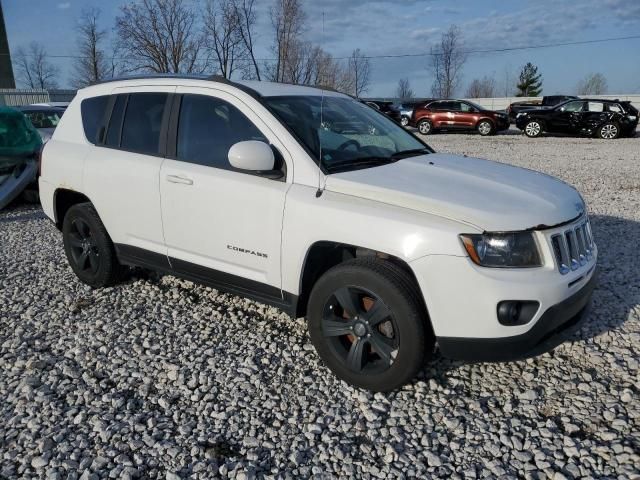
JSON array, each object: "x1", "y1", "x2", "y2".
[{"x1": 166, "y1": 174, "x2": 193, "y2": 185}]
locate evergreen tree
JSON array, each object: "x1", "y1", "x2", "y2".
[{"x1": 516, "y1": 62, "x2": 542, "y2": 97}]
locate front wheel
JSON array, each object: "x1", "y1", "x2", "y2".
[
  {"x1": 62, "y1": 203, "x2": 124, "y2": 288},
  {"x1": 524, "y1": 120, "x2": 543, "y2": 138},
  {"x1": 307, "y1": 258, "x2": 432, "y2": 391},
  {"x1": 598, "y1": 122, "x2": 619, "y2": 139}
]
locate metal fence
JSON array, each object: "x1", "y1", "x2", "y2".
[{"x1": 0, "y1": 88, "x2": 76, "y2": 107}]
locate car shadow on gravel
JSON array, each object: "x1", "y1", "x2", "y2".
[{"x1": 418, "y1": 213, "x2": 640, "y2": 385}]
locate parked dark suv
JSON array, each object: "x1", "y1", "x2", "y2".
[
  {"x1": 516, "y1": 99, "x2": 639, "y2": 139},
  {"x1": 410, "y1": 99, "x2": 510, "y2": 136},
  {"x1": 507, "y1": 95, "x2": 577, "y2": 122}
]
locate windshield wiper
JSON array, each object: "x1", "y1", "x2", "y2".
[
  {"x1": 325, "y1": 156, "x2": 396, "y2": 173},
  {"x1": 390, "y1": 148, "x2": 431, "y2": 159}
]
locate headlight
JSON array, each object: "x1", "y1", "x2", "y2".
[
  {"x1": 516, "y1": 112, "x2": 526, "y2": 118},
  {"x1": 460, "y1": 232, "x2": 542, "y2": 268}
]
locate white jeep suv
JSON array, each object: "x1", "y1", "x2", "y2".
[{"x1": 39, "y1": 75, "x2": 597, "y2": 391}]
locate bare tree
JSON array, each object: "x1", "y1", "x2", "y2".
[
  {"x1": 115, "y1": 0, "x2": 204, "y2": 74},
  {"x1": 270, "y1": 0, "x2": 305, "y2": 82},
  {"x1": 396, "y1": 78, "x2": 414, "y2": 100},
  {"x1": 430, "y1": 25, "x2": 466, "y2": 98},
  {"x1": 72, "y1": 8, "x2": 113, "y2": 87},
  {"x1": 232, "y1": 0, "x2": 261, "y2": 80},
  {"x1": 345, "y1": 49, "x2": 370, "y2": 97},
  {"x1": 13, "y1": 42, "x2": 59, "y2": 89},
  {"x1": 465, "y1": 75, "x2": 496, "y2": 98},
  {"x1": 204, "y1": 0, "x2": 243, "y2": 78},
  {"x1": 576, "y1": 73, "x2": 608, "y2": 95}
]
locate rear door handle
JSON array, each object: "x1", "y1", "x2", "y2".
[{"x1": 166, "y1": 174, "x2": 193, "y2": 185}]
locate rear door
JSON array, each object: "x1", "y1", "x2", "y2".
[
  {"x1": 431, "y1": 101, "x2": 457, "y2": 128},
  {"x1": 581, "y1": 101, "x2": 607, "y2": 134},
  {"x1": 83, "y1": 86, "x2": 174, "y2": 261},
  {"x1": 159, "y1": 86, "x2": 290, "y2": 295}
]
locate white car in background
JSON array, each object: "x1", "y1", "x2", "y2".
[{"x1": 39, "y1": 75, "x2": 597, "y2": 391}]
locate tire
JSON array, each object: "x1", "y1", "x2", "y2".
[
  {"x1": 307, "y1": 258, "x2": 432, "y2": 391},
  {"x1": 597, "y1": 122, "x2": 619, "y2": 139},
  {"x1": 62, "y1": 202, "x2": 124, "y2": 288},
  {"x1": 417, "y1": 119, "x2": 433, "y2": 135},
  {"x1": 477, "y1": 119, "x2": 494, "y2": 136},
  {"x1": 400, "y1": 116, "x2": 409, "y2": 127},
  {"x1": 524, "y1": 120, "x2": 543, "y2": 138}
]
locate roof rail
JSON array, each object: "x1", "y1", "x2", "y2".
[{"x1": 93, "y1": 73, "x2": 263, "y2": 99}]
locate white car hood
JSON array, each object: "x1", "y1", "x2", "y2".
[{"x1": 325, "y1": 153, "x2": 584, "y2": 232}]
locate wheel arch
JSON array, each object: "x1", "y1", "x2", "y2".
[
  {"x1": 295, "y1": 241, "x2": 431, "y2": 329},
  {"x1": 53, "y1": 188, "x2": 92, "y2": 229}
]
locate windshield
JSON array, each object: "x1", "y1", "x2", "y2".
[{"x1": 264, "y1": 95, "x2": 430, "y2": 172}]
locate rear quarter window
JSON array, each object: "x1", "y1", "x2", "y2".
[{"x1": 80, "y1": 95, "x2": 109, "y2": 144}]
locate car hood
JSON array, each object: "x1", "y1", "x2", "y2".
[{"x1": 324, "y1": 153, "x2": 584, "y2": 232}]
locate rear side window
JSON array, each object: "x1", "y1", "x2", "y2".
[
  {"x1": 105, "y1": 95, "x2": 127, "y2": 147},
  {"x1": 176, "y1": 94, "x2": 267, "y2": 170},
  {"x1": 606, "y1": 103, "x2": 623, "y2": 114},
  {"x1": 120, "y1": 93, "x2": 168, "y2": 155},
  {"x1": 80, "y1": 95, "x2": 109, "y2": 144}
]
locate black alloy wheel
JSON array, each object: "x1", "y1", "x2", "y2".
[{"x1": 321, "y1": 285, "x2": 399, "y2": 374}]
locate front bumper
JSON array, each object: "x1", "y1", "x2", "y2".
[{"x1": 437, "y1": 269, "x2": 597, "y2": 361}]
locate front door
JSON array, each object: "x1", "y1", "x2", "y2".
[
  {"x1": 549, "y1": 100, "x2": 585, "y2": 133},
  {"x1": 159, "y1": 87, "x2": 291, "y2": 298}
]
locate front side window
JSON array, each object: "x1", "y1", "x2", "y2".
[
  {"x1": 120, "y1": 93, "x2": 168, "y2": 155},
  {"x1": 586, "y1": 102, "x2": 604, "y2": 112},
  {"x1": 559, "y1": 101, "x2": 585, "y2": 113},
  {"x1": 264, "y1": 95, "x2": 429, "y2": 173},
  {"x1": 176, "y1": 94, "x2": 267, "y2": 169}
]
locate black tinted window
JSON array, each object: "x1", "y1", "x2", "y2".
[
  {"x1": 80, "y1": 95, "x2": 109, "y2": 144},
  {"x1": 176, "y1": 94, "x2": 266, "y2": 169},
  {"x1": 121, "y1": 93, "x2": 168, "y2": 155},
  {"x1": 105, "y1": 95, "x2": 127, "y2": 147}
]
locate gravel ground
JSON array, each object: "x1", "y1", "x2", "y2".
[{"x1": 1, "y1": 128, "x2": 639, "y2": 479}]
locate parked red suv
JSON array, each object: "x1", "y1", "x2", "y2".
[{"x1": 410, "y1": 99, "x2": 510, "y2": 136}]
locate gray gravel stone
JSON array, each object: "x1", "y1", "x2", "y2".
[{"x1": 1, "y1": 129, "x2": 639, "y2": 478}]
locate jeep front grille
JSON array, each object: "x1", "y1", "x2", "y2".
[{"x1": 550, "y1": 219, "x2": 594, "y2": 274}]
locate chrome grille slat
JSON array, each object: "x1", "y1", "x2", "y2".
[{"x1": 550, "y1": 218, "x2": 594, "y2": 275}]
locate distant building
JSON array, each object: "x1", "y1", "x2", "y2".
[{"x1": 0, "y1": 2, "x2": 16, "y2": 88}]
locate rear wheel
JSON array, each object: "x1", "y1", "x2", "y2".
[
  {"x1": 62, "y1": 203, "x2": 124, "y2": 288},
  {"x1": 598, "y1": 122, "x2": 619, "y2": 139},
  {"x1": 400, "y1": 116, "x2": 409, "y2": 127},
  {"x1": 524, "y1": 120, "x2": 543, "y2": 138},
  {"x1": 307, "y1": 258, "x2": 432, "y2": 391},
  {"x1": 418, "y1": 119, "x2": 433, "y2": 135},
  {"x1": 477, "y1": 120, "x2": 494, "y2": 136}
]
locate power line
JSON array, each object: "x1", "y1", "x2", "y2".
[{"x1": 4, "y1": 34, "x2": 640, "y2": 62}]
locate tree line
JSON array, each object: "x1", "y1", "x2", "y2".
[
  {"x1": 12, "y1": 0, "x2": 611, "y2": 99},
  {"x1": 13, "y1": 0, "x2": 372, "y2": 97}
]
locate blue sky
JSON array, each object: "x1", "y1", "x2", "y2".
[{"x1": 4, "y1": 0, "x2": 640, "y2": 96}]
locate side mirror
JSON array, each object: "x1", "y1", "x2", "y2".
[{"x1": 228, "y1": 140, "x2": 275, "y2": 172}]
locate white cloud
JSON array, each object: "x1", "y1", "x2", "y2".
[{"x1": 57, "y1": 2, "x2": 71, "y2": 9}]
